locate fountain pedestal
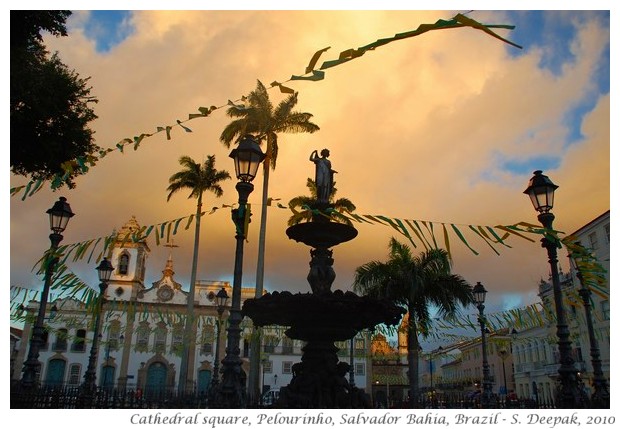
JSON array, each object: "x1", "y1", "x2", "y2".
[{"x1": 243, "y1": 217, "x2": 404, "y2": 408}]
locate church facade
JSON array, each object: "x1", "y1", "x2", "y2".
[{"x1": 12, "y1": 216, "x2": 372, "y2": 397}]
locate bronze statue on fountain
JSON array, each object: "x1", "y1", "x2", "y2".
[{"x1": 242, "y1": 149, "x2": 405, "y2": 408}]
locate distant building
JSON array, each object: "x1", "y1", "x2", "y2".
[
  {"x1": 10, "y1": 327, "x2": 23, "y2": 379},
  {"x1": 429, "y1": 330, "x2": 514, "y2": 398}
]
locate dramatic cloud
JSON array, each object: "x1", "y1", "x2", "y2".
[{"x1": 10, "y1": 11, "x2": 610, "y2": 318}]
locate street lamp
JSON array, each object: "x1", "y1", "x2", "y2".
[
  {"x1": 81, "y1": 257, "x2": 114, "y2": 400},
  {"x1": 21, "y1": 197, "x2": 74, "y2": 388},
  {"x1": 574, "y1": 268, "x2": 610, "y2": 408},
  {"x1": 349, "y1": 336, "x2": 355, "y2": 387},
  {"x1": 213, "y1": 134, "x2": 265, "y2": 408},
  {"x1": 430, "y1": 346, "x2": 442, "y2": 398},
  {"x1": 497, "y1": 347, "x2": 509, "y2": 398},
  {"x1": 211, "y1": 287, "x2": 229, "y2": 389},
  {"x1": 473, "y1": 281, "x2": 492, "y2": 408},
  {"x1": 524, "y1": 170, "x2": 584, "y2": 408}
]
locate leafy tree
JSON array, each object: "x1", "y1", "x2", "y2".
[
  {"x1": 220, "y1": 80, "x2": 319, "y2": 400},
  {"x1": 166, "y1": 155, "x2": 231, "y2": 391},
  {"x1": 11, "y1": 10, "x2": 99, "y2": 188},
  {"x1": 287, "y1": 178, "x2": 356, "y2": 226},
  {"x1": 353, "y1": 238, "x2": 473, "y2": 408}
]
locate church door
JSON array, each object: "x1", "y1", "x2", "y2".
[
  {"x1": 45, "y1": 359, "x2": 66, "y2": 386},
  {"x1": 145, "y1": 362, "x2": 168, "y2": 396},
  {"x1": 197, "y1": 369, "x2": 212, "y2": 395}
]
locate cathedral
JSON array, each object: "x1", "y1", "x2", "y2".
[
  {"x1": 12, "y1": 216, "x2": 373, "y2": 398},
  {"x1": 12, "y1": 216, "x2": 256, "y2": 394}
]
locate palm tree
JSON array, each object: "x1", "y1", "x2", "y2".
[
  {"x1": 166, "y1": 155, "x2": 231, "y2": 392},
  {"x1": 220, "y1": 80, "x2": 319, "y2": 400},
  {"x1": 287, "y1": 178, "x2": 356, "y2": 226},
  {"x1": 353, "y1": 237, "x2": 473, "y2": 408}
]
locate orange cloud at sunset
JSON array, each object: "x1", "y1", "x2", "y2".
[{"x1": 9, "y1": 10, "x2": 611, "y2": 320}]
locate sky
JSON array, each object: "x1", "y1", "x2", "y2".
[{"x1": 8, "y1": 8, "x2": 612, "y2": 344}]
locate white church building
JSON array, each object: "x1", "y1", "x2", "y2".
[{"x1": 12, "y1": 216, "x2": 371, "y2": 397}]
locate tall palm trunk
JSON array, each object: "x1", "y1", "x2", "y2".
[
  {"x1": 178, "y1": 192, "x2": 202, "y2": 392},
  {"x1": 248, "y1": 159, "x2": 270, "y2": 402}
]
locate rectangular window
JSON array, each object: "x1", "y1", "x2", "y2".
[
  {"x1": 263, "y1": 336, "x2": 277, "y2": 353},
  {"x1": 589, "y1": 232, "x2": 599, "y2": 250},
  {"x1": 354, "y1": 362, "x2": 365, "y2": 376},
  {"x1": 171, "y1": 326, "x2": 183, "y2": 354},
  {"x1": 263, "y1": 360, "x2": 273, "y2": 374},
  {"x1": 200, "y1": 326, "x2": 215, "y2": 355},
  {"x1": 281, "y1": 338, "x2": 294, "y2": 354},
  {"x1": 68, "y1": 364, "x2": 81, "y2": 385},
  {"x1": 243, "y1": 339, "x2": 249, "y2": 358},
  {"x1": 282, "y1": 361, "x2": 293, "y2": 374},
  {"x1": 604, "y1": 223, "x2": 610, "y2": 244},
  {"x1": 601, "y1": 300, "x2": 610, "y2": 320},
  {"x1": 355, "y1": 338, "x2": 365, "y2": 350}
]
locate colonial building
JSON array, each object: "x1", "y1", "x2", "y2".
[
  {"x1": 430, "y1": 330, "x2": 515, "y2": 398},
  {"x1": 513, "y1": 210, "x2": 610, "y2": 403}
]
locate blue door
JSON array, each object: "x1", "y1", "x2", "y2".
[
  {"x1": 101, "y1": 365, "x2": 115, "y2": 390},
  {"x1": 145, "y1": 362, "x2": 167, "y2": 395},
  {"x1": 197, "y1": 369, "x2": 212, "y2": 395},
  {"x1": 46, "y1": 359, "x2": 66, "y2": 386}
]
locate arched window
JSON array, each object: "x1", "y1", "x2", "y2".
[
  {"x1": 54, "y1": 328, "x2": 68, "y2": 351},
  {"x1": 153, "y1": 322, "x2": 167, "y2": 353},
  {"x1": 39, "y1": 330, "x2": 49, "y2": 351},
  {"x1": 171, "y1": 323, "x2": 184, "y2": 354},
  {"x1": 118, "y1": 253, "x2": 130, "y2": 275},
  {"x1": 136, "y1": 321, "x2": 150, "y2": 352},
  {"x1": 72, "y1": 329, "x2": 86, "y2": 352},
  {"x1": 107, "y1": 320, "x2": 122, "y2": 350},
  {"x1": 200, "y1": 325, "x2": 215, "y2": 355}
]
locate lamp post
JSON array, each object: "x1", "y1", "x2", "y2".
[
  {"x1": 21, "y1": 197, "x2": 74, "y2": 388},
  {"x1": 349, "y1": 336, "x2": 355, "y2": 387},
  {"x1": 473, "y1": 281, "x2": 492, "y2": 408},
  {"x1": 430, "y1": 346, "x2": 442, "y2": 405},
  {"x1": 214, "y1": 134, "x2": 265, "y2": 408},
  {"x1": 524, "y1": 170, "x2": 584, "y2": 408},
  {"x1": 82, "y1": 257, "x2": 114, "y2": 399},
  {"x1": 575, "y1": 269, "x2": 610, "y2": 408},
  {"x1": 102, "y1": 334, "x2": 124, "y2": 390},
  {"x1": 211, "y1": 287, "x2": 229, "y2": 390},
  {"x1": 498, "y1": 347, "x2": 508, "y2": 398}
]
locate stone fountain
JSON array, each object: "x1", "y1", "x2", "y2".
[{"x1": 242, "y1": 149, "x2": 405, "y2": 408}]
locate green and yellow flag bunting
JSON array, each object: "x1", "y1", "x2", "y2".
[
  {"x1": 14, "y1": 199, "x2": 608, "y2": 340},
  {"x1": 10, "y1": 13, "x2": 521, "y2": 200}
]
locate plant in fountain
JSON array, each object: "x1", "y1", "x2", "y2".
[
  {"x1": 287, "y1": 178, "x2": 356, "y2": 226},
  {"x1": 353, "y1": 238, "x2": 473, "y2": 408}
]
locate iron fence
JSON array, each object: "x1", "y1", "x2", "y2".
[{"x1": 10, "y1": 383, "x2": 209, "y2": 409}]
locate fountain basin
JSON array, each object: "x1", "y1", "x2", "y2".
[{"x1": 242, "y1": 289, "x2": 405, "y2": 342}]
